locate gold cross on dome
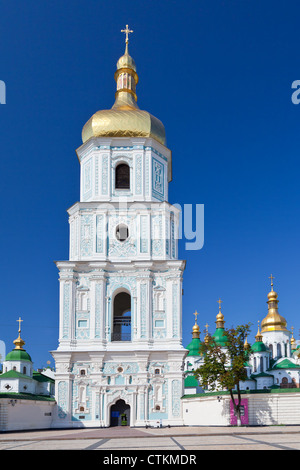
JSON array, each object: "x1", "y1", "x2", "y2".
[
  {"x1": 269, "y1": 274, "x2": 275, "y2": 288},
  {"x1": 121, "y1": 24, "x2": 133, "y2": 44},
  {"x1": 17, "y1": 317, "x2": 23, "y2": 333},
  {"x1": 205, "y1": 323, "x2": 209, "y2": 332},
  {"x1": 193, "y1": 310, "x2": 199, "y2": 323},
  {"x1": 217, "y1": 298, "x2": 222, "y2": 309}
]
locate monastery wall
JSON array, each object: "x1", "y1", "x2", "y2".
[
  {"x1": 0, "y1": 399, "x2": 55, "y2": 431},
  {"x1": 182, "y1": 391, "x2": 300, "y2": 426}
]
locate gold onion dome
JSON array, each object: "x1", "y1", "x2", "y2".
[
  {"x1": 192, "y1": 311, "x2": 200, "y2": 339},
  {"x1": 81, "y1": 25, "x2": 166, "y2": 146},
  {"x1": 261, "y1": 275, "x2": 287, "y2": 333}
]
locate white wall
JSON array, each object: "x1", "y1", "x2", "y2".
[
  {"x1": 0, "y1": 399, "x2": 55, "y2": 431},
  {"x1": 182, "y1": 396, "x2": 230, "y2": 426},
  {"x1": 182, "y1": 392, "x2": 300, "y2": 426}
]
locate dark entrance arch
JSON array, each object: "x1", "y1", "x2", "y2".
[
  {"x1": 110, "y1": 399, "x2": 130, "y2": 427},
  {"x1": 112, "y1": 292, "x2": 131, "y2": 342}
]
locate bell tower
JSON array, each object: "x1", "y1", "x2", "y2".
[{"x1": 51, "y1": 27, "x2": 187, "y2": 428}]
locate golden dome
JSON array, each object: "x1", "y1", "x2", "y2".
[
  {"x1": 261, "y1": 276, "x2": 287, "y2": 333},
  {"x1": 81, "y1": 29, "x2": 166, "y2": 146},
  {"x1": 215, "y1": 299, "x2": 225, "y2": 329},
  {"x1": 192, "y1": 311, "x2": 200, "y2": 339}
]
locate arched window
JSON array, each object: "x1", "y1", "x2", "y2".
[
  {"x1": 115, "y1": 163, "x2": 130, "y2": 189},
  {"x1": 281, "y1": 377, "x2": 288, "y2": 388},
  {"x1": 23, "y1": 366, "x2": 27, "y2": 375},
  {"x1": 269, "y1": 344, "x2": 273, "y2": 358},
  {"x1": 253, "y1": 357, "x2": 257, "y2": 373},
  {"x1": 277, "y1": 343, "x2": 282, "y2": 358},
  {"x1": 112, "y1": 291, "x2": 131, "y2": 342},
  {"x1": 260, "y1": 357, "x2": 264, "y2": 372}
]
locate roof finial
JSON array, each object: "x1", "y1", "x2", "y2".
[
  {"x1": 13, "y1": 317, "x2": 25, "y2": 350},
  {"x1": 255, "y1": 320, "x2": 263, "y2": 342},
  {"x1": 121, "y1": 24, "x2": 133, "y2": 53},
  {"x1": 17, "y1": 316, "x2": 23, "y2": 333},
  {"x1": 204, "y1": 323, "x2": 210, "y2": 344},
  {"x1": 269, "y1": 274, "x2": 275, "y2": 291}
]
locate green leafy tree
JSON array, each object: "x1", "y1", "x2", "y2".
[{"x1": 194, "y1": 323, "x2": 252, "y2": 426}]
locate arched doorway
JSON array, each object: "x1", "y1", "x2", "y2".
[{"x1": 110, "y1": 399, "x2": 130, "y2": 427}]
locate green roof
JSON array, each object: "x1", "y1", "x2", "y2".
[
  {"x1": 0, "y1": 370, "x2": 31, "y2": 380},
  {"x1": 5, "y1": 349, "x2": 32, "y2": 362},
  {"x1": 251, "y1": 341, "x2": 268, "y2": 352},
  {"x1": 182, "y1": 388, "x2": 300, "y2": 399},
  {"x1": 184, "y1": 375, "x2": 199, "y2": 387},
  {"x1": 250, "y1": 372, "x2": 274, "y2": 379},
  {"x1": 271, "y1": 359, "x2": 300, "y2": 370},
  {"x1": 32, "y1": 372, "x2": 54, "y2": 383},
  {"x1": 212, "y1": 328, "x2": 228, "y2": 347},
  {"x1": 0, "y1": 392, "x2": 55, "y2": 402},
  {"x1": 186, "y1": 338, "x2": 201, "y2": 356}
]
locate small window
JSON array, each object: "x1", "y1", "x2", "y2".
[
  {"x1": 80, "y1": 369, "x2": 86, "y2": 376},
  {"x1": 79, "y1": 406, "x2": 85, "y2": 412},
  {"x1": 155, "y1": 368, "x2": 160, "y2": 375},
  {"x1": 155, "y1": 405, "x2": 160, "y2": 411},
  {"x1": 116, "y1": 224, "x2": 129, "y2": 242},
  {"x1": 115, "y1": 163, "x2": 130, "y2": 189},
  {"x1": 23, "y1": 366, "x2": 27, "y2": 374}
]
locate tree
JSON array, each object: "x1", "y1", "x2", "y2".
[{"x1": 194, "y1": 323, "x2": 252, "y2": 426}]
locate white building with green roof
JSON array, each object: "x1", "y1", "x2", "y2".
[{"x1": 0, "y1": 322, "x2": 55, "y2": 431}]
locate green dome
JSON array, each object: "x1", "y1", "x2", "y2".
[
  {"x1": 213, "y1": 328, "x2": 228, "y2": 347},
  {"x1": 251, "y1": 341, "x2": 268, "y2": 352},
  {"x1": 186, "y1": 338, "x2": 201, "y2": 356},
  {"x1": 184, "y1": 375, "x2": 199, "y2": 388},
  {"x1": 5, "y1": 348, "x2": 32, "y2": 362}
]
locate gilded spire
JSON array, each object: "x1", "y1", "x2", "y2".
[
  {"x1": 114, "y1": 24, "x2": 139, "y2": 109},
  {"x1": 291, "y1": 326, "x2": 296, "y2": 350},
  {"x1": 255, "y1": 321, "x2": 263, "y2": 342},
  {"x1": 13, "y1": 317, "x2": 25, "y2": 350},
  {"x1": 204, "y1": 323, "x2": 210, "y2": 344},
  {"x1": 244, "y1": 335, "x2": 251, "y2": 350}
]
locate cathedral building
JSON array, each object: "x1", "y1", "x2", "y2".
[
  {"x1": 51, "y1": 26, "x2": 187, "y2": 428},
  {"x1": 183, "y1": 278, "x2": 300, "y2": 425}
]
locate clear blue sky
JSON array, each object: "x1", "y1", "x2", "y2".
[{"x1": 0, "y1": 0, "x2": 300, "y2": 368}]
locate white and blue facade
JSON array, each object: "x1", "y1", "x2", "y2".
[{"x1": 51, "y1": 134, "x2": 187, "y2": 427}]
